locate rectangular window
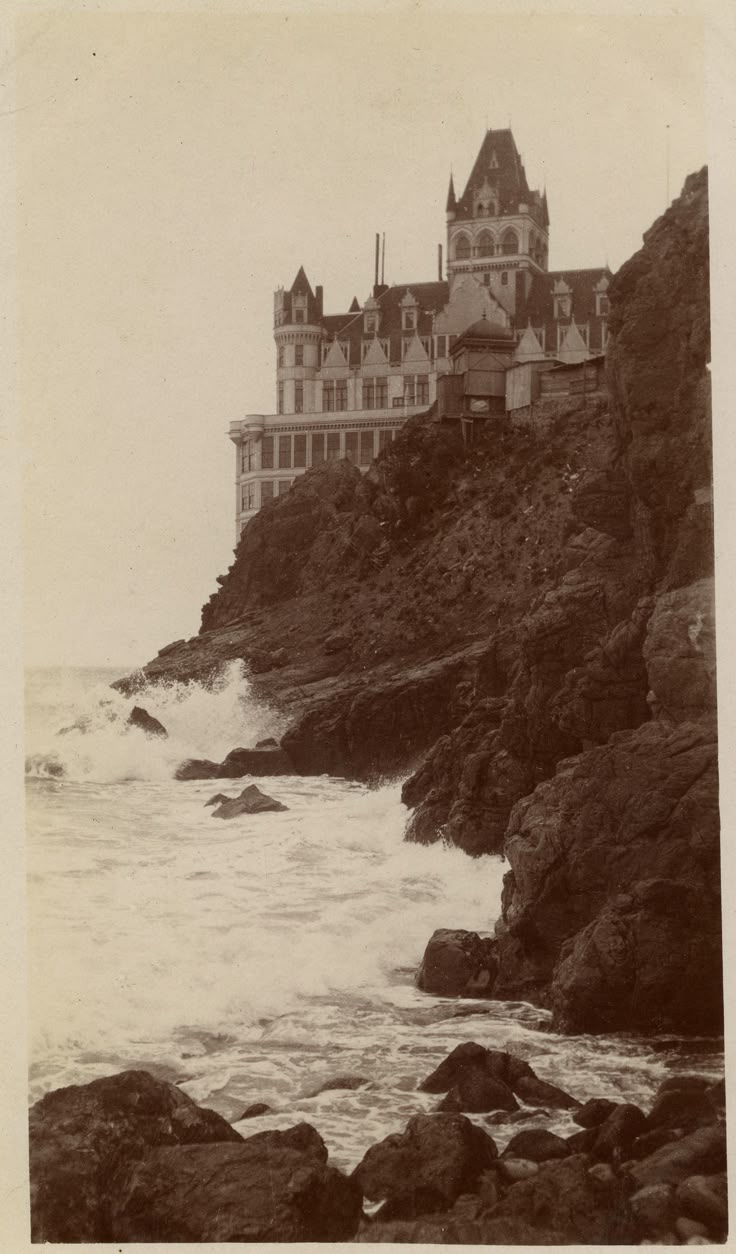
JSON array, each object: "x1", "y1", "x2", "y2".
[
  {"x1": 277, "y1": 346, "x2": 284, "y2": 368},
  {"x1": 278, "y1": 435, "x2": 291, "y2": 468},
  {"x1": 378, "y1": 428, "x2": 393, "y2": 451},
  {"x1": 295, "y1": 344, "x2": 304, "y2": 366},
  {"x1": 277, "y1": 479, "x2": 291, "y2": 496},
  {"x1": 323, "y1": 382, "x2": 335, "y2": 412},
  {"x1": 241, "y1": 482, "x2": 255, "y2": 511},
  {"x1": 294, "y1": 381, "x2": 303, "y2": 413},
  {"x1": 327, "y1": 431, "x2": 340, "y2": 461},
  {"x1": 335, "y1": 382, "x2": 347, "y2": 410},
  {"x1": 295, "y1": 308, "x2": 305, "y2": 323},
  {"x1": 360, "y1": 430, "x2": 374, "y2": 465},
  {"x1": 261, "y1": 436, "x2": 274, "y2": 469},
  {"x1": 376, "y1": 379, "x2": 388, "y2": 407},
  {"x1": 294, "y1": 433, "x2": 307, "y2": 467},
  {"x1": 345, "y1": 430, "x2": 359, "y2": 462},
  {"x1": 404, "y1": 379, "x2": 416, "y2": 405},
  {"x1": 311, "y1": 433, "x2": 325, "y2": 465},
  {"x1": 277, "y1": 383, "x2": 284, "y2": 414},
  {"x1": 261, "y1": 480, "x2": 274, "y2": 505},
  {"x1": 436, "y1": 335, "x2": 447, "y2": 358},
  {"x1": 241, "y1": 440, "x2": 254, "y2": 473},
  {"x1": 417, "y1": 378, "x2": 429, "y2": 405},
  {"x1": 364, "y1": 380, "x2": 375, "y2": 410},
  {"x1": 392, "y1": 396, "x2": 404, "y2": 408}
]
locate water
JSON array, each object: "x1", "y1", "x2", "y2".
[{"x1": 25, "y1": 665, "x2": 723, "y2": 1172}]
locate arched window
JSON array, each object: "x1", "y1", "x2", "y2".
[
  {"x1": 476, "y1": 231, "x2": 494, "y2": 257},
  {"x1": 454, "y1": 235, "x2": 471, "y2": 260},
  {"x1": 477, "y1": 203, "x2": 485, "y2": 216},
  {"x1": 501, "y1": 229, "x2": 519, "y2": 255}
]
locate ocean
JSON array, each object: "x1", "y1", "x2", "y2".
[{"x1": 24, "y1": 663, "x2": 723, "y2": 1171}]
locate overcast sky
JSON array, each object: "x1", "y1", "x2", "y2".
[{"x1": 17, "y1": 6, "x2": 713, "y2": 668}]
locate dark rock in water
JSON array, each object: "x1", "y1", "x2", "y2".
[
  {"x1": 656, "y1": 1073, "x2": 713, "y2": 1096},
  {"x1": 573, "y1": 1097, "x2": 619, "y2": 1128},
  {"x1": 419, "y1": 1042, "x2": 578, "y2": 1111},
  {"x1": 566, "y1": 1127, "x2": 599, "y2": 1154},
  {"x1": 593, "y1": 1103, "x2": 647, "y2": 1161},
  {"x1": 438, "y1": 1075, "x2": 518, "y2": 1115},
  {"x1": 110, "y1": 1123, "x2": 362, "y2": 1242},
  {"x1": 217, "y1": 744, "x2": 295, "y2": 777},
  {"x1": 204, "y1": 793, "x2": 231, "y2": 807},
  {"x1": 239, "y1": 1103, "x2": 272, "y2": 1119},
  {"x1": 175, "y1": 758, "x2": 220, "y2": 781},
  {"x1": 416, "y1": 929, "x2": 498, "y2": 997},
  {"x1": 628, "y1": 1124, "x2": 727, "y2": 1188},
  {"x1": 211, "y1": 784, "x2": 288, "y2": 818},
  {"x1": 305, "y1": 1074, "x2": 371, "y2": 1097},
  {"x1": 127, "y1": 706, "x2": 167, "y2": 738},
  {"x1": 504, "y1": 1128, "x2": 571, "y2": 1162},
  {"x1": 351, "y1": 1112, "x2": 497, "y2": 1207},
  {"x1": 29, "y1": 1069, "x2": 242, "y2": 1243},
  {"x1": 645, "y1": 1086, "x2": 716, "y2": 1132},
  {"x1": 255, "y1": 737, "x2": 279, "y2": 748}
]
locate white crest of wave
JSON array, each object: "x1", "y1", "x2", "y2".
[{"x1": 25, "y1": 661, "x2": 284, "y2": 783}]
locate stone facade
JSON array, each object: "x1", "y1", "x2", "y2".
[{"x1": 230, "y1": 128, "x2": 611, "y2": 533}]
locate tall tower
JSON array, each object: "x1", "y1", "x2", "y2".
[
  {"x1": 273, "y1": 266, "x2": 323, "y2": 414},
  {"x1": 446, "y1": 129, "x2": 549, "y2": 317}
]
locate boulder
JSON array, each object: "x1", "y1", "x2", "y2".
[
  {"x1": 418, "y1": 1042, "x2": 578, "y2": 1110},
  {"x1": 645, "y1": 1086, "x2": 716, "y2": 1132},
  {"x1": 628, "y1": 1182, "x2": 677, "y2": 1238},
  {"x1": 110, "y1": 1124, "x2": 362, "y2": 1242},
  {"x1": 175, "y1": 758, "x2": 220, "y2": 781},
  {"x1": 211, "y1": 784, "x2": 288, "y2": 818},
  {"x1": 487, "y1": 1154, "x2": 635, "y2": 1244},
  {"x1": 593, "y1": 1103, "x2": 648, "y2": 1161},
  {"x1": 305, "y1": 1074, "x2": 371, "y2": 1097},
  {"x1": 628, "y1": 1124, "x2": 727, "y2": 1188},
  {"x1": 416, "y1": 928, "x2": 498, "y2": 997},
  {"x1": 127, "y1": 706, "x2": 168, "y2": 738},
  {"x1": 504, "y1": 1128, "x2": 570, "y2": 1162},
  {"x1": 239, "y1": 1103, "x2": 272, "y2": 1119},
  {"x1": 573, "y1": 1097, "x2": 619, "y2": 1128},
  {"x1": 351, "y1": 1113, "x2": 497, "y2": 1207},
  {"x1": 29, "y1": 1069, "x2": 242, "y2": 1243},
  {"x1": 675, "y1": 1173, "x2": 728, "y2": 1229},
  {"x1": 438, "y1": 1076, "x2": 518, "y2": 1115},
  {"x1": 204, "y1": 792, "x2": 231, "y2": 807},
  {"x1": 217, "y1": 744, "x2": 295, "y2": 777}
]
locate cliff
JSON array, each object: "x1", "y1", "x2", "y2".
[{"x1": 120, "y1": 169, "x2": 719, "y2": 1035}]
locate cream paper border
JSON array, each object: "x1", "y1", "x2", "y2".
[{"x1": 2, "y1": 1, "x2": 734, "y2": 1251}]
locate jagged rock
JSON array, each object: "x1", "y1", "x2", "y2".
[
  {"x1": 110, "y1": 1123, "x2": 362, "y2": 1242},
  {"x1": 416, "y1": 929, "x2": 498, "y2": 997},
  {"x1": 305, "y1": 1074, "x2": 370, "y2": 1097},
  {"x1": 204, "y1": 792, "x2": 231, "y2": 806},
  {"x1": 211, "y1": 784, "x2": 288, "y2": 818},
  {"x1": 217, "y1": 744, "x2": 295, "y2": 777},
  {"x1": 418, "y1": 1042, "x2": 577, "y2": 1110},
  {"x1": 175, "y1": 758, "x2": 221, "y2": 780},
  {"x1": 127, "y1": 706, "x2": 168, "y2": 737},
  {"x1": 351, "y1": 1113, "x2": 497, "y2": 1207},
  {"x1": 29, "y1": 1070, "x2": 242, "y2": 1243},
  {"x1": 642, "y1": 579, "x2": 716, "y2": 722}
]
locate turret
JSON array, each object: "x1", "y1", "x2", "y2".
[{"x1": 274, "y1": 266, "x2": 323, "y2": 415}]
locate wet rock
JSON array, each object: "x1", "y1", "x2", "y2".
[
  {"x1": 127, "y1": 706, "x2": 168, "y2": 738},
  {"x1": 418, "y1": 1041, "x2": 577, "y2": 1110},
  {"x1": 175, "y1": 758, "x2": 221, "y2": 781},
  {"x1": 211, "y1": 784, "x2": 288, "y2": 818},
  {"x1": 566, "y1": 1127, "x2": 599, "y2": 1154},
  {"x1": 498, "y1": 1156, "x2": 539, "y2": 1182},
  {"x1": 437, "y1": 1075, "x2": 518, "y2": 1114},
  {"x1": 416, "y1": 928, "x2": 498, "y2": 997},
  {"x1": 29, "y1": 1069, "x2": 242, "y2": 1243},
  {"x1": 504, "y1": 1128, "x2": 570, "y2": 1162},
  {"x1": 239, "y1": 1103, "x2": 272, "y2": 1119},
  {"x1": 217, "y1": 744, "x2": 295, "y2": 777},
  {"x1": 646, "y1": 1086, "x2": 716, "y2": 1132},
  {"x1": 305, "y1": 1074, "x2": 370, "y2": 1097},
  {"x1": 630, "y1": 1127, "x2": 680, "y2": 1160},
  {"x1": 489, "y1": 1153, "x2": 633, "y2": 1244},
  {"x1": 255, "y1": 737, "x2": 279, "y2": 748},
  {"x1": 593, "y1": 1103, "x2": 648, "y2": 1161},
  {"x1": 204, "y1": 792, "x2": 231, "y2": 807},
  {"x1": 628, "y1": 1124, "x2": 727, "y2": 1188},
  {"x1": 110, "y1": 1124, "x2": 362, "y2": 1242},
  {"x1": 351, "y1": 1112, "x2": 497, "y2": 1207},
  {"x1": 574, "y1": 1097, "x2": 619, "y2": 1128}
]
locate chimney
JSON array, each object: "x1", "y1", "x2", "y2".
[
  {"x1": 374, "y1": 233, "x2": 380, "y2": 288},
  {"x1": 381, "y1": 233, "x2": 385, "y2": 285},
  {"x1": 315, "y1": 285, "x2": 323, "y2": 319},
  {"x1": 438, "y1": 244, "x2": 443, "y2": 280}
]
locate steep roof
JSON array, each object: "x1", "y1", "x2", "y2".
[
  {"x1": 524, "y1": 268, "x2": 612, "y2": 322},
  {"x1": 456, "y1": 128, "x2": 531, "y2": 218},
  {"x1": 290, "y1": 265, "x2": 314, "y2": 296}
]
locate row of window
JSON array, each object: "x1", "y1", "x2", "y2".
[
  {"x1": 279, "y1": 335, "x2": 434, "y2": 370},
  {"x1": 241, "y1": 428, "x2": 398, "y2": 479},
  {"x1": 454, "y1": 228, "x2": 520, "y2": 260},
  {"x1": 276, "y1": 375, "x2": 431, "y2": 415}
]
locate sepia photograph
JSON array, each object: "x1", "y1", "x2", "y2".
[{"x1": 10, "y1": 1, "x2": 731, "y2": 1245}]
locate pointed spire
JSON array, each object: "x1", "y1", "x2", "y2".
[
  {"x1": 349, "y1": 296, "x2": 361, "y2": 313},
  {"x1": 446, "y1": 173, "x2": 457, "y2": 213},
  {"x1": 290, "y1": 265, "x2": 313, "y2": 296}
]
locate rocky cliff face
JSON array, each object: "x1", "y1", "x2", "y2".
[{"x1": 122, "y1": 169, "x2": 719, "y2": 1035}]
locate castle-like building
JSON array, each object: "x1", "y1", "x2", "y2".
[{"x1": 230, "y1": 129, "x2": 611, "y2": 532}]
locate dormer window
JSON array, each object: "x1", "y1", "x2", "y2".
[
  {"x1": 402, "y1": 309, "x2": 417, "y2": 332},
  {"x1": 554, "y1": 295, "x2": 572, "y2": 318},
  {"x1": 365, "y1": 314, "x2": 378, "y2": 334},
  {"x1": 596, "y1": 293, "x2": 610, "y2": 317}
]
